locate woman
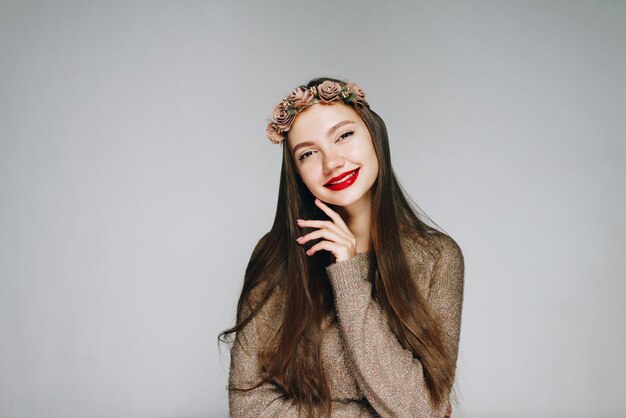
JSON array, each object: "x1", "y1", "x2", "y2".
[{"x1": 220, "y1": 77, "x2": 464, "y2": 417}]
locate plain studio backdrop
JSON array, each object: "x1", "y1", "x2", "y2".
[{"x1": 1, "y1": 1, "x2": 625, "y2": 417}]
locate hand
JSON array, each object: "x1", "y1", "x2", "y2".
[
  {"x1": 445, "y1": 401, "x2": 452, "y2": 418},
  {"x1": 295, "y1": 198, "x2": 357, "y2": 263}
]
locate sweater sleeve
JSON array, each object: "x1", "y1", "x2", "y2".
[
  {"x1": 228, "y1": 291, "x2": 377, "y2": 418},
  {"x1": 325, "y1": 236, "x2": 465, "y2": 418},
  {"x1": 228, "y1": 311, "x2": 298, "y2": 417}
]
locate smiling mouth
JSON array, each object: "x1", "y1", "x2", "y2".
[{"x1": 323, "y1": 168, "x2": 360, "y2": 190}]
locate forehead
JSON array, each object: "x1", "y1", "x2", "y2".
[{"x1": 287, "y1": 103, "x2": 362, "y2": 148}]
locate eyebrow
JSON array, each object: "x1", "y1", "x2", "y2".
[{"x1": 291, "y1": 120, "x2": 356, "y2": 156}]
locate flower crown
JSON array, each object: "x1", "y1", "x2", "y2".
[{"x1": 266, "y1": 80, "x2": 369, "y2": 144}]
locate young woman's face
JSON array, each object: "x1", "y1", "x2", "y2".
[{"x1": 287, "y1": 103, "x2": 379, "y2": 209}]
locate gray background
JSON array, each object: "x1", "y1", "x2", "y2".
[{"x1": 1, "y1": 1, "x2": 625, "y2": 417}]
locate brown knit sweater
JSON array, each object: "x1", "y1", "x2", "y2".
[{"x1": 228, "y1": 232, "x2": 465, "y2": 417}]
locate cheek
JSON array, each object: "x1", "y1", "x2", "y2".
[
  {"x1": 298, "y1": 166, "x2": 321, "y2": 189},
  {"x1": 370, "y1": 149, "x2": 379, "y2": 169},
  {"x1": 358, "y1": 143, "x2": 379, "y2": 175},
  {"x1": 364, "y1": 141, "x2": 378, "y2": 166},
  {"x1": 349, "y1": 144, "x2": 377, "y2": 166}
]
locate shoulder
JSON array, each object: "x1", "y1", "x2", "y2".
[
  {"x1": 242, "y1": 232, "x2": 273, "y2": 307},
  {"x1": 423, "y1": 232, "x2": 464, "y2": 295},
  {"x1": 400, "y1": 229, "x2": 464, "y2": 294},
  {"x1": 245, "y1": 231, "x2": 284, "y2": 315},
  {"x1": 250, "y1": 231, "x2": 271, "y2": 258},
  {"x1": 429, "y1": 232, "x2": 464, "y2": 268},
  {"x1": 401, "y1": 229, "x2": 463, "y2": 264}
]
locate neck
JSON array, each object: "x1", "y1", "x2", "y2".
[{"x1": 334, "y1": 191, "x2": 373, "y2": 253}]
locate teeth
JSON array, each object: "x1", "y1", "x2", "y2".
[{"x1": 330, "y1": 170, "x2": 357, "y2": 185}]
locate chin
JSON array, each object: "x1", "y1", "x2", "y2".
[{"x1": 318, "y1": 188, "x2": 371, "y2": 208}]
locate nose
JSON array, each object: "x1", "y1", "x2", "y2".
[{"x1": 323, "y1": 149, "x2": 345, "y2": 174}]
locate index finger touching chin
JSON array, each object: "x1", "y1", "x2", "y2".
[
  {"x1": 315, "y1": 198, "x2": 339, "y2": 217},
  {"x1": 314, "y1": 198, "x2": 350, "y2": 230}
]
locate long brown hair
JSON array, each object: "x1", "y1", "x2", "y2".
[{"x1": 220, "y1": 77, "x2": 456, "y2": 416}]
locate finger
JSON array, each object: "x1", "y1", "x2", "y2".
[
  {"x1": 314, "y1": 198, "x2": 351, "y2": 233},
  {"x1": 305, "y1": 240, "x2": 342, "y2": 257},
  {"x1": 296, "y1": 228, "x2": 352, "y2": 247},
  {"x1": 297, "y1": 219, "x2": 346, "y2": 238},
  {"x1": 305, "y1": 240, "x2": 355, "y2": 262}
]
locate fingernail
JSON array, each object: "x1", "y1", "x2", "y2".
[{"x1": 297, "y1": 219, "x2": 304, "y2": 223}]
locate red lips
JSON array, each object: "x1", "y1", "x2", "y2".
[{"x1": 323, "y1": 168, "x2": 360, "y2": 191}]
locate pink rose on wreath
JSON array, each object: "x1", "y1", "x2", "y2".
[
  {"x1": 272, "y1": 103, "x2": 295, "y2": 131},
  {"x1": 287, "y1": 87, "x2": 315, "y2": 108},
  {"x1": 347, "y1": 83, "x2": 366, "y2": 104},
  {"x1": 317, "y1": 80, "x2": 342, "y2": 103},
  {"x1": 266, "y1": 122, "x2": 284, "y2": 144}
]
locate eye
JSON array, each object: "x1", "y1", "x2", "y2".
[
  {"x1": 298, "y1": 150, "x2": 315, "y2": 161},
  {"x1": 336, "y1": 130, "x2": 354, "y2": 142}
]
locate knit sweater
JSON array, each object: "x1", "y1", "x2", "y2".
[{"x1": 228, "y1": 231, "x2": 465, "y2": 417}]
